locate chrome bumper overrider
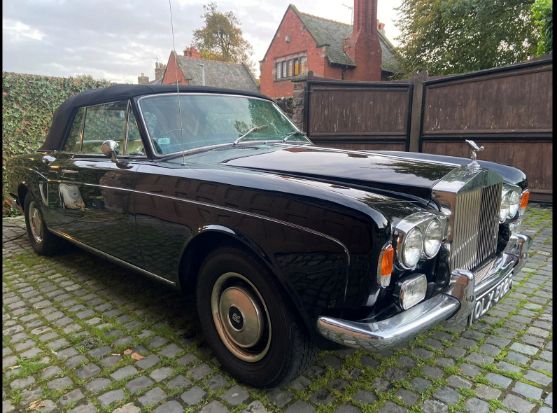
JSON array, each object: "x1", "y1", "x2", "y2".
[{"x1": 317, "y1": 233, "x2": 532, "y2": 351}]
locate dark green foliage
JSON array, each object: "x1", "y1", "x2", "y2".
[
  {"x1": 531, "y1": 0, "x2": 552, "y2": 54},
  {"x1": 396, "y1": 0, "x2": 540, "y2": 77},
  {"x1": 2, "y1": 72, "x2": 111, "y2": 212}
]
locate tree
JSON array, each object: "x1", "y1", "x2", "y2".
[
  {"x1": 531, "y1": 0, "x2": 552, "y2": 54},
  {"x1": 192, "y1": 2, "x2": 253, "y2": 66},
  {"x1": 395, "y1": 0, "x2": 540, "y2": 77}
]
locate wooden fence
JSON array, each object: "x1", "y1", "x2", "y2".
[{"x1": 295, "y1": 57, "x2": 553, "y2": 202}]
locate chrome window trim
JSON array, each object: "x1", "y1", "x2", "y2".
[{"x1": 135, "y1": 92, "x2": 308, "y2": 159}]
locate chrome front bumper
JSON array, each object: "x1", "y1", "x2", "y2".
[{"x1": 317, "y1": 233, "x2": 532, "y2": 351}]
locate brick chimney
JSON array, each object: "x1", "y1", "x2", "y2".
[
  {"x1": 154, "y1": 62, "x2": 166, "y2": 80},
  {"x1": 184, "y1": 47, "x2": 201, "y2": 59},
  {"x1": 138, "y1": 73, "x2": 149, "y2": 84},
  {"x1": 345, "y1": 0, "x2": 382, "y2": 81}
]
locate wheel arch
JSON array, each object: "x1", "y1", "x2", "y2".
[{"x1": 177, "y1": 225, "x2": 315, "y2": 335}]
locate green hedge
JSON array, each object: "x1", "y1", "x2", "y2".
[{"x1": 2, "y1": 72, "x2": 112, "y2": 214}]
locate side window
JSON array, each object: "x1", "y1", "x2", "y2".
[
  {"x1": 64, "y1": 108, "x2": 85, "y2": 152},
  {"x1": 82, "y1": 101, "x2": 127, "y2": 154},
  {"x1": 125, "y1": 111, "x2": 145, "y2": 156}
]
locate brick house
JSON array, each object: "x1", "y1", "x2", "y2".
[
  {"x1": 259, "y1": 1, "x2": 400, "y2": 98},
  {"x1": 138, "y1": 48, "x2": 258, "y2": 92},
  {"x1": 159, "y1": 47, "x2": 258, "y2": 92}
]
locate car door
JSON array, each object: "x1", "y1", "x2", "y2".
[{"x1": 57, "y1": 100, "x2": 146, "y2": 267}]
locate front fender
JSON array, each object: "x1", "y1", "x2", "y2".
[{"x1": 180, "y1": 221, "x2": 351, "y2": 336}]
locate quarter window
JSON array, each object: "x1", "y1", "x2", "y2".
[
  {"x1": 82, "y1": 101, "x2": 127, "y2": 154},
  {"x1": 126, "y1": 109, "x2": 145, "y2": 156},
  {"x1": 66, "y1": 101, "x2": 145, "y2": 156},
  {"x1": 64, "y1": 107, "x2": 85, "y2": 152}
]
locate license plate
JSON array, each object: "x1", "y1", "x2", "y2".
[{"x1": 469, "y1": 271, "x2": 513, "y2": 324}]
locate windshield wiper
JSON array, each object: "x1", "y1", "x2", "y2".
[
  {"x1": 282, "y1": 130, "x2": 311, "y2": 144},
  {"x1": 233, "y1": 124, "x2": 270, "y2": 145}
]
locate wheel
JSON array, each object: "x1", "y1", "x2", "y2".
[
  {"x1": 24, "y1": 192, "x2": 64, "y2": 255},
  {"x1": 196, "y1": 247, "x2": 316, "y2": 388}
]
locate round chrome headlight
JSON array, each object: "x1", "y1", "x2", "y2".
[
  {"x1": 508, "y1": 189, "x2": 520, "y2": 219},
  {"x1": 401, "y1": 227, "x2": 423, "y2": 268},
  {"x1": 424, "y1": 218, "x2": 443, "y2": 258},
  {"x1": 499, "y1": 190, "x2": 511, "y2": 222}
]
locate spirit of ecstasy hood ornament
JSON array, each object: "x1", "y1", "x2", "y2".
[{"x1": 465, "y1": 139, "x2": 484, "y2": 171}]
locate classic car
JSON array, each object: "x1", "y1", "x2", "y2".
[{"x1": 7, "y1": 84, "x2": 532, "y2": 388}]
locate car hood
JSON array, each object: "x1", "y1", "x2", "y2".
[{"x1": 182, "y1": 144, "x2": 456, "y2": 201}]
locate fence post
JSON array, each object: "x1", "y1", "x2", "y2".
[
  {"x1": 291, "y1": 71, "x2": 313, "y2": 132},
  {"x1": 408, "y1": 71, "x2": 427, "y2": 152}
]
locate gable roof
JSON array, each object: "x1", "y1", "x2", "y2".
[
  {"x1": 290, "y1": 5, "x2": 400, "y2": 73},
  {"x1": 173, "y1": 53, "x2": 259, "y2": 92}
]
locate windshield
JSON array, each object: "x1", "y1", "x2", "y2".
[{"x1": 137, "y1": 94, "x2": 305, "y2": 155}]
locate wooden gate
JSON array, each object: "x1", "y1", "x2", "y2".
[{"x1": 302, "y1": 57, "x2": 552, "y2": 201}]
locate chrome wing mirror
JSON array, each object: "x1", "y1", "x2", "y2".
[
  {"x1": 101, "y1": 140, "x2": 119, "y2": 162},
  {"x1": 101, "y1": 140, "x2": 130, "y2": 168}
]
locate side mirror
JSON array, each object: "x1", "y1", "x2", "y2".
[{"x1": 101, "y1": 140, "x2": 119, "y2": 163}]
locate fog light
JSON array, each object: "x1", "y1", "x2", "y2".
[{"x1": 399, "y1": 274, "x2": 427, "y2": 310}]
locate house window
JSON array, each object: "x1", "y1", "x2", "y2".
[{"x1": 275, "y1": 54, "x2": 307, "y2": 80}]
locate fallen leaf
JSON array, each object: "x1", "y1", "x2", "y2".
[
  {"x1": 131, "y1": 352, "x2": 144, "y2": 361},
  {"x1": 29, "y1": 400, "x2": 46, "y2": 410},
  {"x1": 123, "y1": 349, "x2": 133, "y2": 355}
]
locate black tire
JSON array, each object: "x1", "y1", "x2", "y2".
[
  {"x1": 24, "y1": 192, "x2": 65, "y2": 256},
  {"x1": 196, "y1": 246, "x2": 316, "y2": 388}
]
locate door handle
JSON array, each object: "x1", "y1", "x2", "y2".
[
  {"x1": 61, "y1": 169, "x2": 79, "y2": 174},
  {"x1": 42, "y1": 155, "x2": 56, "y2": 165}
]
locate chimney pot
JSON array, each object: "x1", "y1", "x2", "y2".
[{"x1": 184, "y1": 47, "x2": 201, "y2": 59}]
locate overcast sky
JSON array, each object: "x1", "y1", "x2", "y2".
[{"x1": 3, "y1": 0, "x2": 402, "y2": 83}]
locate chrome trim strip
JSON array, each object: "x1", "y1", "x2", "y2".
[
  {"x1": 47, "y1": 179, "x2": 351, "y2": 265},
  {"x1": 50, "y1": 228, "x2": 177, "y2": 286},
  {"x1": 317, "y1": 294, "x2": 460, "y2": 350}
]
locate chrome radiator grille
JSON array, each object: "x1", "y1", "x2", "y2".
[{"x1": 450, "y1": 183, "x2": 502, "y2": 271}]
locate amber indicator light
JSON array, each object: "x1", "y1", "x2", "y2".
[
  {"x1": 379, "y1": 244, "x2": 394, "y2": 276},
  {"x1": 520, "y1": 190, "x2": 529, "y2": 210}
]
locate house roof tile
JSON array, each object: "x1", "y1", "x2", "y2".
[
  {"x1": 174, "y1": 54, "x2": 259, "y2": 92},
  {"x1": 292, "y1": 6, "x2": 400, "y2": 72}
]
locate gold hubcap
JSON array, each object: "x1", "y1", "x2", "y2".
[
  {"x1": 28, "y1": 201, "x2": 43, "y2": 244},
  {"x1": 211, "y1": 272, "x2": 271, "y2": 362}
]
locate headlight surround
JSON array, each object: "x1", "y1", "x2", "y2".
[
  {"x1": 395, "y1": 212, "x2": 447, "y2": 270},
  {"x1": 500, "y1": 185, "x2": 521, "y2": 222},
  {"x1": 424, "y1": 218, "x2": 443, "y2": 258},
  {"x1": 401, "y1": 227, "x2": 423, "y2": 268},
  {"x1": 507, "y1": 189, "x2": 520, "y2": 218}
]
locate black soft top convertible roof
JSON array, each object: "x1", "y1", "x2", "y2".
[{"x1": 40, "y1": 84, "x2": 270, "y2": 151}]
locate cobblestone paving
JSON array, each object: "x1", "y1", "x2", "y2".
[{"x1": 2, "y1": 205, "x2": 552, "y2": 413}]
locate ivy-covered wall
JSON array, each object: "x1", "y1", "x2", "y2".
[{"x1": 2, "y1": 72, "x2": 112, "y2": 214}]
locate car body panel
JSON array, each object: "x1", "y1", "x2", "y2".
[{"x1": 6, "y1": 85, "x2": 530, "y2": 349}]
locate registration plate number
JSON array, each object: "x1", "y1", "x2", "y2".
[{"x1": 469, "y1": 271, "x2": 513, "y2": 324}]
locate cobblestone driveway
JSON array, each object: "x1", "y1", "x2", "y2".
[{"x1": 3, "y1": 205, "x2": 552, "y2": 413}]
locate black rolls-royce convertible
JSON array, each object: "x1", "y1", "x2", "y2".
[{"x1": 7, "y1": 85, "x2": 532, "y2": 387}]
